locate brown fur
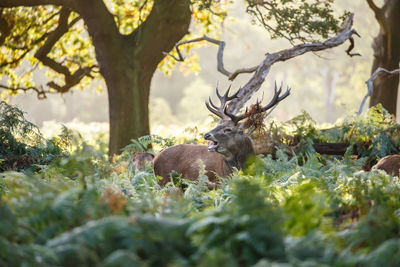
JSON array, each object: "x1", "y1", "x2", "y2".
[
  {"x1": 153, "y1": 131, "x2": 255, "y2": 186},
  {"x1": 132, "y1": 152, "x2": 154, "y2": 171},
  {"x1": 153, "y1": 144, "x2": 230, "y2": 186},
  {"x1": 371, "y1": 154, "x2": 400, "y2": 177}
]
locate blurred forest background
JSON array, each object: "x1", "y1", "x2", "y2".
[{"x1": 3, "y1": 0, "x2": 388, "y2": 132}]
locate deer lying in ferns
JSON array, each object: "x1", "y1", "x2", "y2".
[
  {"x1": 153, "y1": 83, "x2": 290, "y2": 186},
  {"x1": 371, "y1": 154, "x2": 400, "y2": 177}
]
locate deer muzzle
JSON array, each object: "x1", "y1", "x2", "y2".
[{"x1": 204, "y1": 133, "x2": 219, "y2": 152}]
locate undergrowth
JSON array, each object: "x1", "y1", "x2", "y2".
[
  {"x1": 0, "y1": 102, "x2": 68, "y2": 172},
  {"x1": 1, "y1": 103, "x2": 400, "y2": 266}
]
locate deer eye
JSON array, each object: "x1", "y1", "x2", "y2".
[{"x1": 224, "y1": 128, "x2": 232, "y2": 133}]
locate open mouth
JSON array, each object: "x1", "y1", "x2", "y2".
[{"x1": 208, "y1": 140, "x2": 219, "y2": 152}]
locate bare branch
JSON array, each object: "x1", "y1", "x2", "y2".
[
  {"x1": 346, "y1": 35, "x2": 361, "y2": 57},
  {"x1": 168, "y1": 14, "x2": 359, "y2": 115},
  {"x1": 225, "y1": 13, "x2": 360, "y2": 114},
  {"x1": 164, "y1": 35, "x2": 259, "y2": 81},
  {"x1": 163, "y1": 35, "x2": 233, "y2": 78},
  {"x1": 229, "y1": 66, "x2": 259, "y2": 81},
  {"x1": 359, "y1": 67, "x2": 400, "y2": 114}
]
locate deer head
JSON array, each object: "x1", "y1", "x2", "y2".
[
  {"x1": 204, "y1": 83, "x2": 290, "y2": 169},
  {"x1": 153, "y1": 82, "x2": 291, "y2": 186}
]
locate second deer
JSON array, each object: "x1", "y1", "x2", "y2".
[
  {"x1": 371, "y1": 154, "x2": 400, "y2": 177},
  {"x1": 153, "y1": 83, "x2": 290, "y2": 186}
]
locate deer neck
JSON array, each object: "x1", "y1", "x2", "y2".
[{"x1": 224, "y1": 136, "x2": 255, "y2": 171}]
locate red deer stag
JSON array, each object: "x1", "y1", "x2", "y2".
[{"x1": 153, "y1": 84, "x2": 290, "y2": 186}]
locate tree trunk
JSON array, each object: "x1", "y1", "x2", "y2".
[
  {"x1": 368, "y1": 0, "x2": 400, "y2": 115},
  {"x1": 71, "y1": 0, "x2": 191, "y2": 156},
  {"x1": 106, "y1": 63, "x2": 152, "y2": 156}
]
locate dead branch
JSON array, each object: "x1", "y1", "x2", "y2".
[
  {"x1": 167, "y1": 13, "x2": 359, "y2": 115},
  {"x1": 163, "y1": 35, "x2": 259, "y2": 80},
  {"x1": 358, "y1": 67, "x2": 400, "y2": 114},
  {"x1": 227, "y1": 13, "x2": 359, "y2": 114},
  {"x1": 163, "y1": 35, "x2": 232, "y2": 78}
]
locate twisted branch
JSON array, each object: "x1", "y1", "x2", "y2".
[
  {"x1": 167, "y1": 13, "x2": 360, "y2": 114},
  {"x1": 359, "y1": 67, "x2": 400, "y2": 114},
  {"x1": 163, "y1": 35, "x2": 259, "y2": 81}
]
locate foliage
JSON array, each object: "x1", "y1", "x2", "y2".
[
  {"x1": 246, "y1": 0, "x2": 348, "y2": 44},
  {"x1": 121, "y1": 134, "x2": 175, "y2": 155},
  {"x1": 0, "y1": 6, "x2": 97, "y2": 97},
  {"x1": 0, "y1": 102, "x2": 66, "y2": 171},
  {"x1": 2, "y1": 106, "x2": 400, "y2": 265},
  {"x1": 262, "y1": 105, "x2": 400, "y2": 167}
]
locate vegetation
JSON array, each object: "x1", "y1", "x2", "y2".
[
  {"x1": 1, "y1": 103, "x2": 400, "y2": 266},
  {"x1": 0, "y1": 101, "x2": 66, "y2": 171},
  {"x1": 0, "y1": 0, "x2": 351, "y2": 155}
]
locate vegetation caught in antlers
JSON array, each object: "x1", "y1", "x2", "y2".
[{"x1": 224, "y1": 82, "x2": 291, "y2": 124}]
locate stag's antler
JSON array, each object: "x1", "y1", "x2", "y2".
[
  {"x1": 205, "y1": 84, "x2": 239, "y2": 119},
  {"x1": 224, "y1": 82, "x2": 291, "y2": 124}
]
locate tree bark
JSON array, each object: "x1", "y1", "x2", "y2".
[
  {"x1": 368, "y1": 0, "x2": 400, "y2": 115},
  {"x1": 106, "y1": 63, "x2": 152, "y2": 156},
  {"x1": 71, "y1": 0, "x2": 191, "y2": 156}
]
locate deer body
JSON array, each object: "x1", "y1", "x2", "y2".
[
  {"x1": 153, "y1": 84, "x2": 290, "y2": 186},
  {"x1": 154, "y1": 144, "x2": 229, "y2": 186},
  {"x1": 154, "y1": 133, "x2": 255, "y2": 185},
  {"x1": 371, "y1": 154, "x2": 400, "y2": 177}
]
